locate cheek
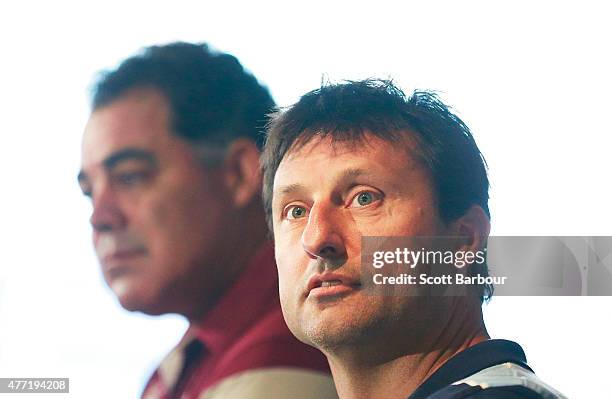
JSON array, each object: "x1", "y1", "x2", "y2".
[
  {"x1": 276, "y1": 264, "x2": 306, "y2": 339},
  {"x1": 275, "y1": 242, "x2": 304, "y2": 303},
  {"x1": 276, "y1": 263, "x2": 297, "y2": 322},
  {"x1": 275, "y1": 253, "x2": 293, "y2": 298},
  {"x1": 137, "y1": 189, "x2": 214, "y2": 263},
  {"x1": 374, "y1": 202, "x2": 441, "y2": 236},
  {"x1": 137, "y1": 199, "x2": 178, "y2": 249},
  {"x1": 277, "y1": 273, "x2": 293, "y2": 314}
]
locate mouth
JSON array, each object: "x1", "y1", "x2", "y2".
[
  {"x1": 101, "y1": 248, "x2": 148, "y2": 275},
  {"x1": 103, "y1": 247, "x2": 147, "y2": 262},
  {"x1": 307, "y1": 273, "x2": 362, "y2": 299}
]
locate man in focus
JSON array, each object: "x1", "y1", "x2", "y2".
[
  {"x1": 263, "y1": 79, "x2": 566, "y2": 398},
  {"x1": 78, "y1": 42, "x2": 335, "y2": 399}
]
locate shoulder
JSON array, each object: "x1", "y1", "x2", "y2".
[
  {"x1": 199, "y1": 368, "x2": 338, "y2": 399},
  {"x1": 431, "y1": 384, "x2": 557, "y2": 398},
  {"x1": 429, "y1": 363, "x2": 567, "y2": 399}
]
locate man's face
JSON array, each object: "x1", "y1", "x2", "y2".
[
  {"x1": 79, "y1": 89, "x2": 233, "y2": 316},
  {"x1": 272, "y1": 134, "x2": 451, "y2": 351}
]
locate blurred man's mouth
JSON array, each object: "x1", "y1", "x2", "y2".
[
  {"x1": 95, "y1": 233, "x2": 148, "y2": 276},
  {"x1": 103, "y1": 248, "x2": 148, "y2": 262},
  {"x1": 101, "y1": 248, "x2": 148, "y2": 278}
]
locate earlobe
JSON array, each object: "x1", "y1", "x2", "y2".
[{"x1": 223, "y1": 138, "x2": 262, "y2": 208}]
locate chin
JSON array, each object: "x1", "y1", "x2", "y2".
[
  {"x1": 111, "y1": 280, "x2": 165, "y2": 315},
  {"x1": 116, "y1": 295, "x2": 167, "y2": 315},
  {"x1": 300, "y1": 316, "x2": 365, "y2": 351},
  {"x1": 302, "y1": 303, "x2": 389, "y2": 352},
  {"x1": 304, "y1": 325, "x2": 362, "y2": 352}
]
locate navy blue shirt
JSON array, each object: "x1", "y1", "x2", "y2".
[{"x1": 407, "y1": 340, "x2": 553, "y2": 399}]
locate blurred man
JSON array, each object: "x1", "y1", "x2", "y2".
[
  {"x1": 78, "y1": 42, "x2": 335, "y2": 399},
  {"x1": 263, "y1": 80, "x2": 566, "y2": 398}
]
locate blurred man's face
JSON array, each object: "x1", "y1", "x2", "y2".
[
  {"x1": 79, "y1": 89, "x2": 233, "y2": 316},
  {"x1": 271, "y1": 134, "x2": 451, "y2": 350}
]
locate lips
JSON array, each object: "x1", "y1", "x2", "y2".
[
  {"x1": 100, "y1": 248, "x2": 148, "y2": 280},
  {"x1": 102, "y1": 248, "x2": 147, "y2": 263},
  {"x1": 306, "y1": 272, "x2": 361, "y2": 299},
  {"x1": 95, "y1": 233, "x2": 148, "y2": 274}
]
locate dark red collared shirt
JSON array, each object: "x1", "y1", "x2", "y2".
[{"x1": 141, "y1": 244, "x2": 333, "y2": 399}]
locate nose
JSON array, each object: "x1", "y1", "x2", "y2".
[
  {"x1": 89, "y1": 183, "x2": 127, "y2": 233},
  {"x1": 301, "y1": 203, "x2": 347, "y2": 261}
]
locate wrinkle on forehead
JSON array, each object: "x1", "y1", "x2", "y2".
[{"x1": 283, "y1": 131, "x2": 426, "y2": 171}]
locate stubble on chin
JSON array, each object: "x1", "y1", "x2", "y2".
[{"x1": 299, "y1": 301, "x2": 386, "y2": 353}]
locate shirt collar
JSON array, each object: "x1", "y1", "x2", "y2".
[{"x1": 408, "y1": 339, "x2": 532, "y2": 399}]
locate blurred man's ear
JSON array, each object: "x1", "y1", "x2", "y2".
[
  {"x1": 451, "y1": 205, "x2": 491, "y2": 253},
  {"x1": 222, "y1": 138, "x2": 262, "y2": 208}
]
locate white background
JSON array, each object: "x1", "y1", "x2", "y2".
[{"x1": 0, "y1": 1, "x2": 610, "y2": 398}]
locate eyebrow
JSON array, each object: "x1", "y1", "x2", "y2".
[
  {"x1": 77, "y1": 148, "x2": 157, "y2": 183},
  {"x1": 337, "y1": 168, "x2": 369, "y2": 185},
  {"x1": 274, "y1": 168, "x2": 371, "y2": 198}
]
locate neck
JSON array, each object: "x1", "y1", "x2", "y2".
[
  {"x1": 326, "y1": 297, "x2": 489, "y2": 399},
  {"x1": 186, "y1": 201, "x2": 269, "y2": 322}
]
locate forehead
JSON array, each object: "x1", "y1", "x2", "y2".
[
  {"x1": 81, "y1": 89, "x2": 174, "y2": 168},
  {"x1": 273, "y1": 133, "x2": 425, "y2": 192}
]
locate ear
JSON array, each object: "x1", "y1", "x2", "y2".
[
  {"x1": 222, "y1": 138, "x2": 262, "y2": 209},
  {"x1": 450, "y1": 205, "x2": 491, "y2": 253}
]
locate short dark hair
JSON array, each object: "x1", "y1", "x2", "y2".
[
  {"x1": 262, "y1": 79, "x2": 492, "y2": 301},
  {"x1": 91, "y1": 42, "x2": 275, "y2": 149}
]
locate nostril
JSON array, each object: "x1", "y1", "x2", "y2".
[{"x1": 319, "y1": 246, "x2": 337, "y2": 256}]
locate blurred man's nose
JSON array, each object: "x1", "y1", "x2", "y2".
[
  {"x1": 301, "y1": 203, "x2": 347, "y2": 262},
  {"x1": 90, "y1": 183, "x2": 127, "y2": 233}
]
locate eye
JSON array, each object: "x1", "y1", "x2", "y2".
[
  {"x1": 118, "y1": 172, "x2": 144, "y2": 184},
  {"x1": 113, "y1": 170, "x2": 150, "y2": 188},
  {"x1": 285, "y1": 205, "x2": 308, "y2": 220},
  {"x1": 350, "y1": 191, "x2": 382, "y2": 207}
]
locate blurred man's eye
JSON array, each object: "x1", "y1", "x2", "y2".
[
  {"x1": 118, "y1": 171, "x2": 144, "y2": 184},
  {"x1": 112, "y1": 169, "x2": 152, "y2": 188}
]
